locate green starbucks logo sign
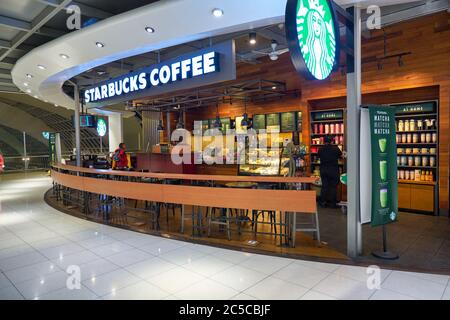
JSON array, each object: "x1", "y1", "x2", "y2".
[
  {"x1": 286, "y1": 0, "x2": 339, "y2": 80},
  {"x1": 96, "y1": 118, "x2": 107, "y2": 137}
]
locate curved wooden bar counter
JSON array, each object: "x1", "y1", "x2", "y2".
[{"x1": 48, "y1": 164, "x2": 346, "y2": 259}]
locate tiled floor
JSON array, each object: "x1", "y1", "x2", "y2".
[{"x1": 0, "y1": 172, "x2": 449, "y2": 300}]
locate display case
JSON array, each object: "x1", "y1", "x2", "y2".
[
  {"x1": 393, "y1": 101, "x2": 438, "y2": 214},
  {"x1": 309, "y1": 109, "x2": 345, "y2": 176},
  {"x1": 238, "y1": 147, "x2": 290, "y2": 176}
]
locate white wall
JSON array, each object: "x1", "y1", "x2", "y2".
[{"x1": 108, "y1": 113, "x2": 123, "y2": 153}]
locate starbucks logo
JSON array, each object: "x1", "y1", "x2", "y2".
[
  {"x1": 294, "y1": 0, "x2": 337, "y2": 80},
  {"x1": 97, "y1": 118, "x2": 107, "y2": 137},
  {"x1": 390, "y1": 211, "x2": 396, "y2": 221}
]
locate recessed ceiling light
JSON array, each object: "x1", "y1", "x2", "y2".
[
  {"x1": 54, "y1": 104, "x2": 58, "y2": 107},
  {"x1": 60, "y1": 53, "x2": 69, "y2": 59},
  {"x1": 34, "y1": 95, "x2": 39, "y2": 99},
  {"x1": 26, "y1": 74, "x2": 33, "y2": 79},
  {"x1": 249, "y1": 32, "x2": 257, "y2": 45},
  {"x1": 23, "y1": 82, "x2": 29, "y2": 87},
  {"x1": 37, "y1": 65, "x2": 46, "y2": 70},
  {"x1": 145, "y1": 27, "x2": 155, "y2": 33},
  {"x1": 272, "y1": 86, "x2": 277, "y2": 90},
  {"x1": 26, "y1": 89, "x2": 31, "y2": 93},
  {"x1": 95, "y1": 42, "x2": 104, "y2": 48},
  {"x1": 212, "y1": 8, "x2": 224, "y2": 17}
]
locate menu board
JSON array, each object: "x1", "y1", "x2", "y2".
[
  {"x1": 202, "y1": 120, "x2": 210, "y2": 131},
  {"x1": 252, "y1": 114, "x2": 266, "y2": 131},
  {"x1": 266, "y1": 113, "x2": 280, "y2": 127},
  {"x1": 281, "y1": 112, "x2": 296, "y2": 132},
  {"x1": 221, "y1": 118, "x2": 231, "y2": 132}
]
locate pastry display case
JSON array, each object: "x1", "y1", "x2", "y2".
[{"x1": 238, "y1": 147, "x2": 290, "y2": 176}]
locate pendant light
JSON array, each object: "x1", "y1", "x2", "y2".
[
  {"x1": 176, "y1": 105, "x2": 184, "y2": 129},
  {"x1": 241, "y1": 99, "x2": 249, "y2": 127},
  {"x1": 213, "y1": 103, "x2": 222, "y2": 129},
  {"x1": 157, "y1": 111, "x2": 164, "y2": 131}
]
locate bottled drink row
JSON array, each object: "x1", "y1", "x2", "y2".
[
  {"x1": 311, "y1": 135, "x2": 344, "y2": 145},
  {"x1": 312, "y1": 123, "x2": 345, "y2": 135},
  {"x1": 396, "y1": 132, "x2": 437, "y2": 144},
  {"x1": 397, "y1": 118, "x2": 436, "y2": 132},
  {"x1": 398, "y1": 169, "x2": 434, "y2": 182},
  {"x1": 397, "y1": 155, "x2": 436, "y2": 167}
]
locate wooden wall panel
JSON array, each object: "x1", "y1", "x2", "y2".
[{"x1": 149, "y1": 12, "x2": 450, "y2": 211}]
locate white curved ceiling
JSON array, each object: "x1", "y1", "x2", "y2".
[
  {"x1": 11, "y1": 0, "x2": 287, "y2": 111},
  {"x1": 11, "y1": 0, "x2": 431, "y2": 112}
]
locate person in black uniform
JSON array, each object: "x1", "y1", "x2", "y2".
[{"x1": 318, "y1": 135, "x2": 342, "y2": 208}]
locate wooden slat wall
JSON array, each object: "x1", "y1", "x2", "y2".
[{"x1": 182, "y1": 12, "x2": 450, "y2": 212}]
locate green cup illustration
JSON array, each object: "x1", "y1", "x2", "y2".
[
  {"x1": 378, "y1": 138, "x2": 387, "y2": 153},
  {"x1": 380, "y1": 188, "x2": 388, "y2": 208},
  {"x1": 380, "y1": 160, "x2": 387, "y2": 182}
]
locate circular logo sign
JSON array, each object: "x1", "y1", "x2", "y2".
[
  {"x1": 96, "y1": 118, "x2": 107, "y2": 137},
  {"x1": 286, "y1": 0, "x2": 339, "y2": 80},
  {"x1": 42, "y1": 131, "x2": 50, "y2": 140},
  {"x1": 390, "y1": 211, "x2": 397, "y2": 221}
]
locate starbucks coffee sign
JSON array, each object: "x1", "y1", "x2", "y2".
[{"x1": 286, "y1": 0, "x2": 339, "y2": 80}]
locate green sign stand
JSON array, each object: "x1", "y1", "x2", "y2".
[{"x1": 368, "y1": 106, "x2": 399, "y2": 260}]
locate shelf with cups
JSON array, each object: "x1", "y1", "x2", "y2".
[
  {"x1": 309, "y1": 109, "x2": 346, "y2": 184},
  {"x1": 393, "y1": 101, "x2": 439, "y2": 214},
  {"x1": 397, "y1": 143, "x2": 437, "y2": 145},
  {"x1": 395, "y1": 113, "x2": 437, "y2": 119},
  {"x1": 310, "y1": 119, "x2": 343, "y2": 124},
  {"x1": 311, "y1": 133, "x2": 344, "y2": 136},
  {"x1": 397, "y1": 130, "x2": 437, "y2": 133},
  {"x1": 398, "y1": 165, "x2": 436, "y2": 169},
  {"x1": 397, "y1": 179, "x2": 436, "y2": 186}
]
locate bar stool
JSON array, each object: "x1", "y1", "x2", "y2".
[
  {"x1": 207, "y1": 207, "x2": 232, "y2": 240},
  {"x1": 252, "y1": 183, "x2": 279, "y2": 242}
]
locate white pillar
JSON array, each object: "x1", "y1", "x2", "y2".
[
  {"x1": 74, "y1": 85, "x2": 81, "y2": 167},
  {"x1": 108, "y1": 113, "x2": 123, "y2": 153},
  {"x1": 346, "y1": 6, "x2": 363, "y2": 257}
]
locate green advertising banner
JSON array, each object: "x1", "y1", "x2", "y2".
[
  {"x1": 49, "y1": 132, "x2": 57, "y2": 165},
  {"x1": 369, "y1": 106, "x2": 398, "y2": 227}
]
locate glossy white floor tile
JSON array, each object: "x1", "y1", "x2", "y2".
[
  {"x1": 146, "y1": 267, "x2": 205, "y2": 294},
  {"x1": 381, "y1": 271, "x2": 447, "y2": 300},
  {"x1": 210, "y1": 265, "x2": 268, "y2": 291},
  {"x1": 0, "y1": 172, "x2": 449, "y2": 300},
  {"x1": 101, "y1": 282, "x2": 170, "y2": 300},
  {"x1": 312, "y1": 274, "x2": 375, "y2": 300},
  {"x1": 272, "y1": 261, "x2": 331, "y2": 289},
  {"x1": 243, "y1": 276, "x2": 309, "y2": 300}
]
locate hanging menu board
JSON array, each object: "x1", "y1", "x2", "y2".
[
  {"x1": 202, "y1": 120, "x2": 210, "y2": 131},
  {"x1": 266, "y1": 113, "x2": 280, "y2": 127},
  {"x1": 220, "y1": 118, "x2": 231, "y2": 132},
  {"x1": 281, "y1": 112, "x2": 297, "y2": 132},
  {"x1": 253, "y1": 114, "x2": 266, "y2": 131}
]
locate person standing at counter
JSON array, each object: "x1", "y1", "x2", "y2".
[
  {"x1": 0, "y1": 150, "x2": 4, "y2": 173},
  {"x1": 318, "y1": 136, "x2": 342, "y2": 208},
  {"x1": 113, "y1": 143, "x2": 129, "y2": 170}
]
